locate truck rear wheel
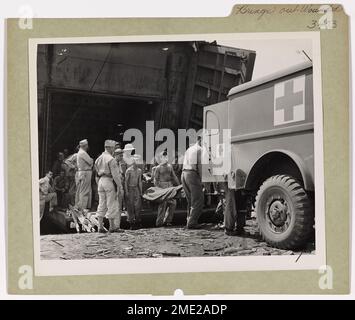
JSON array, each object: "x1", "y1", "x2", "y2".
[{"x1": 255, "y1": 175, "x2": 313, "y2": 249}]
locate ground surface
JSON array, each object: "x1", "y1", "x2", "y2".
[{"x1": 40, "y1": 219, "x2": 315, "y2": 260}]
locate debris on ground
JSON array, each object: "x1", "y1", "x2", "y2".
[{"x1": 40, "y1": 219, "x2": 315, "y2": 260}]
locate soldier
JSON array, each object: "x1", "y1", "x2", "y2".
[
  {"x1": 181, "y1": 135, "x2": 204, "y2": 229},
  {"x1": 52, "y1": 152, "x2": 65, "y2": 177},
  {"x1": 62, "y1": 148, "x2": 79, "y2": 206},
  {"x1": 75, "y1": 139, "x2": 93, "y2": 210},
  {"x1": 63, "y1": 150, "x2": 78, "y2": 176},
  {"x1": 114, "y1": 148, "x2": 127, "y2": 177},
  {"x1": 94, "y1": 140, "x2": 124, "y2": 233},
  {"x1": 39, "y1": 171, "x2": 58, "y2": 220},
  {"x1": 53, "y1": 170, "x2": 68, "y2": 208},
  {"x1": 63, "y1": 148, "x2": 70, "y2": 159},
  {"x1": 114, "y1": 148, "x2": 126, "y2": 212},
  {"x1": 218, "y1": 181, "x2": 242, "y2": 236},
  {"x1": 125, "y1": 154, "x2": 142, "y2": 230},
  {"x1": 154, "y1": 151, "x2": 180, "y2": 227},
  {"x1": 63, "y1": 168, "x2": 76, "y2": 207}
]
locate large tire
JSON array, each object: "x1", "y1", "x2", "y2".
[{"x1": 255, "y1": 175, "x2": 313, "y2": 249}]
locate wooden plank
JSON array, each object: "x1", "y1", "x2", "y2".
[
  {"x1": 197, "y1": 62, "x2": 242, "y2": 77},
  {"x1": 193, "y1": 99, "x2": 208, "y2": 107},
  {"x1": 189, "y1": 117, "x2": 203, "y2": 126},
  {"x1": 201, "y1": 44, "x2": 255, "y2": 57},
  {"x1": 195, "y1": 80, "x2": 220, "y2": 92}
]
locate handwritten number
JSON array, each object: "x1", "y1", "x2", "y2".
[{"x1": 307, "y1": 20, "x2": 318, "y2": 29}]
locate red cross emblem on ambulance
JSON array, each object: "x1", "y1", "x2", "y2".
[{"x1": 274, "y1": 75, "x2": 306, "y2": 126}]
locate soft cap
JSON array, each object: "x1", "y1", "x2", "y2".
[{"x1": 104, "y1": 140, "x2": 116, "y2": 148}]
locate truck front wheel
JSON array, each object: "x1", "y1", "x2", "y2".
[{"x1": 255, "y1": 175, "x2": 313, "y2": 250}]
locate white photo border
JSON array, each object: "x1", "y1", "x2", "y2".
[{"x1": 28, "y1": 32, "x2": 325, "y2": 276}]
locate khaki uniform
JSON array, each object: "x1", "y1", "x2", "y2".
[
  {"x1": 125, "y1": 166, "x2": 142, "y2": 223},
  {"x1": 39, "y1": 176, "x2": 57, "y2": 220},
  {"x1": 154, "y1": 163, "x2": 179, "y2": 227},
  {"x1": 75, "y1": 148, "x2": 93, "y2": 210},
  {"x1": 116, "y1": 160, "x2": 126, "y2": 211},
  {"x1": 95, "y1": 151, "x2": 123, "y2": 221}
]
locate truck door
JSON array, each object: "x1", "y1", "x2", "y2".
[{"x1": 202, "y1": 100, "x2": 230, "y2": 183}]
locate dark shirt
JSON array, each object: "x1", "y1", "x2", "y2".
[
  {"x1": 52, "y1": 160, "x2": 64, "y2": 176},
  {"x1": 54, "y1": 175, "x2": 68, "y2": 191}
]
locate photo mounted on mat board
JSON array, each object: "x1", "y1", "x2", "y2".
[
  {"x1": 28, "y1": 32, "x2": 326, "y2": 276},
  {"x1": 5, "y1": 3, "x2": 350, "y2": 295}
]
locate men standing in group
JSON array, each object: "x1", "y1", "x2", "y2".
[
  {"x1": 75, "y1": 139, "x2": 93, "y2": 210},
  {"x1": 94, "y1": 140, "x2": 124, "y2": 233},
  {"x1": 125, "y1": 154, "x2": 142, "y2": 230},
  {"x1": 181, "y1": 134, "x2": 205, "y2": 229},
  {"x1": 39, "y1": 171, "x2": 58, "y2": 220},
  {"x1": 154, "y1": 151, "x2": 180, "y2": 227}
]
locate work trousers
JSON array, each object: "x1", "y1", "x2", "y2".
[
  {"x1": 56, "y1": 191, "x2": 64, "y2": 207},
  {"x1": 97, "y1": 177, "x2": 120, "y2": 220},
  {"x1": 39, "y1": 193, "x2": 58, "y2": 220},
  {"x1": 156, "y1": 181, "x2": 176, "y2": 227},
  {"x1": 222, "y1": 183, "x2": 238, "y2": 230},
  {"x1": 156, "y1": 199, "x2": 176, "y2": 227},
  {"x1": 126, "y1": 186, "x2": 142, "y2": 223},
  {"x1": 75, "y1": 171, "x2": 92, "y2": 210},
  {"x1": 181, "y1": 170, "x2": 204, "y2": 227}
]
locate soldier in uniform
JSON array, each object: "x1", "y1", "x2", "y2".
[
  {"x1": 53, "y1": 170, "x2": 68, "y2": 208},
  {"x1": 114, "y1": 148, "x2": 127, "y2": 178},
  {"x1": 154, "y1": 151, "x2": 180, "y2": 227},
  {"x1": 94, "y1": 140, "x2": 124, "y2": 233},
  {"x1": 75, "y1": 139, "x2": 93, "y2": 210},
  {"x1": 52, "y1": 152, "x2": 65, "y2": 177},
  {"x1": 114, "y1": 148, "x2": 126, "y2": 212},
  {"x1": 124, "y1": 154, "x2": 142, "y2": 230},
  {"x1": 39, "y1": 171, "x2": 58, "y2": 220}
]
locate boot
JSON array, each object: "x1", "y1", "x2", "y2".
[
  {"x1": 98, "y1": 217, "x2": 106, "y2": 233},
  {"x1": 235, "y1": 226, "x2": 245, "y2": 236},
  {"x1": 108, "y1": 218, "x2": 122, "y2": 233},
  {"x1": 225, "y1": 229, "x2": 239, "y2": 236}
]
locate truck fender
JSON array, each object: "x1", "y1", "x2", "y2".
[{"x1": 244, "y1": 149, "x2": 314, "y2": 191}]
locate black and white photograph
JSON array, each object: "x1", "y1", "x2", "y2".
[{"x1": 29, "y1": 33, "x2": 325, "y2": 275}]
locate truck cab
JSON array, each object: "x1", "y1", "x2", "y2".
[{"x1": 203, "y1": 61, "x2": 314, "y2": 249}]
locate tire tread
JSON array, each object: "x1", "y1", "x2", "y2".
[{"x1": 255, "y1": 174, "x2": 314, "y2": 249}]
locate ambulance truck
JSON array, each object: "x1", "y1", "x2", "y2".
[{"x1": 203, "y1": 61, "x2": 314, "y2": 249}]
